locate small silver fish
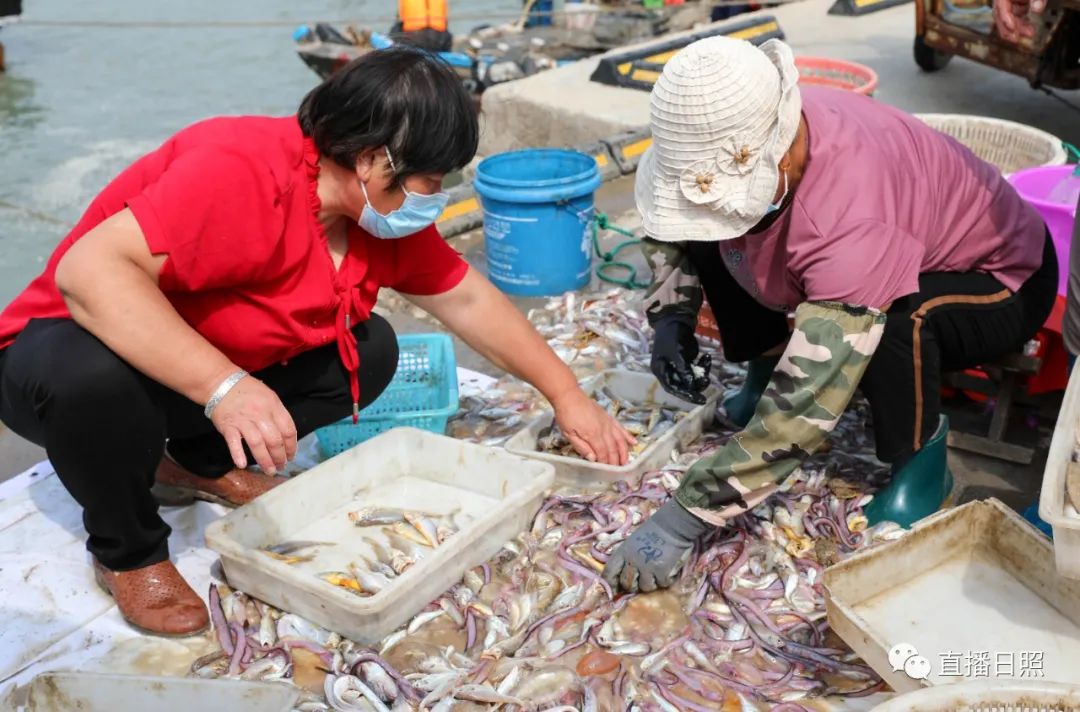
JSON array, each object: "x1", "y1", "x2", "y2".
[
  {"x1": 454, "y1": 684, "x2": 526, "y2": 706},
  {"x1": 408, "y1": 609, "x2": 445, "y2": 634},
  {"x1": 349, "y1": 508, "x2": 407, "y2": 527},
  {"x1": 404, "y1": 513, "x2": 440, "y2": 548},
  {"x1": 390, "y1": 551, "x2": 415, "y2": 575},
  {"x1": 389, "y1": 522, "x2": 432, "y2": 549},
  {"x1": 359, "y1": 554, "x2": 398, "y2": 580},
  {"x1": 348, "y1": 562, "x2": 390, "y2": 594},
  {"x1": 264, "y1": 540, "x2": 336, "y2": 555}
]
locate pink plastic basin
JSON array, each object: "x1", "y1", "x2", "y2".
[
  {"x1": 1008, "y1": 165, "x2": 1079, "y2": 297},
  {"x1": 794, "y1": 56, "x2": 879, "y2": 97}
]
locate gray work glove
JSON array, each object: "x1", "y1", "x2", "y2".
[{"x1": 602, "y1": 499, "x2": 712, "y2": 593}]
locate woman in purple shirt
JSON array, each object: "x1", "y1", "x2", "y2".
[{"x1": 603, "y1": 37, "x2": 1055, "y2": 593}]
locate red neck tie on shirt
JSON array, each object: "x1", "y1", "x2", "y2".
[{"x1": 335, "y1": 289, "x2": 361, "y2": 424}]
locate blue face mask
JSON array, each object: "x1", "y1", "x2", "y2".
[
  {"x1": 763, "y1": 169, "x2": 789, "y2": 216},
  {"x1": 358, "y1": 148, "x2": 449, "y2": 239}
]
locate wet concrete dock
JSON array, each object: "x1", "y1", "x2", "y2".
[{"x1": 479, "y1": 0, "x2": 1079, "y2": 154}]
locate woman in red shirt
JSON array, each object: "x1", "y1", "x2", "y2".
[{"x1": 0, "y1": 48, "x2": 632, "y2": 636}]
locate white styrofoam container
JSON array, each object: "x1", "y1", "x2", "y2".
[
  {"x1": 1040, "y1": 361, "x2": 1080, "y2": 579},
  {"x1": 824, "y1": 499, "x2": 1080, "y2": 694},
  {"x1": 205, "y1": 428, "x2": 554, "y2": 644},
  {"x1": 26, "y1": 673, "x2": 299, "y2": 711},
  {"x1": 505, "y1": 370, "x2": 719, "y2": 488},
  {"x1": 870, "y1": 679, "x2": 1080, "y2": 712}
]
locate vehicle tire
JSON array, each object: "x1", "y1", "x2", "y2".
[{"x1": 914, "y1": 35, "x2": 953, "y2": 72}]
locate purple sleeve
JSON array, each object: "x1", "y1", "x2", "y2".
[{"x1": 793, "y1": 219, "x2": 923, "y2": 308}]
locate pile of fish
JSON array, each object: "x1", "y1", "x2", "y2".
[
  {"x1": 448, "y1": 290, "x2": 695, "y2": 450},
  {"x1": 536, "y1": 387, "x2": 687, "y2": 461},
  {"x1": 196, "y1": 427, "x2": 896, "y2": 711},
  {"x1": 259, "y1": 508, "x2": 465, "y2": 600},
  {"x1": 448, "y1": 381, "x2": 546, "y2": 447},
  {"x1": 191, "y1": 289, "x2": 900, "y2": 709},
  {"x1": 529, "y1": 291, "x2": 654, "y2": 380}
]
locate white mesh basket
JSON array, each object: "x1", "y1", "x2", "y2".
[
  {"x1": 871, "y1": 680, "x2": 1080, "y2": 712},
  {"x1": 915, "y1": 113, "x2": 1067, "y2": 175}
]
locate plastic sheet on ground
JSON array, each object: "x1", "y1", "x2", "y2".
[{"x1": 0, "y1": 367, "x2": 498, "y2": 710}]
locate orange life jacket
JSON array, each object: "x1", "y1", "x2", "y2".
[{"x1": 399, "y1": 0, "x2": 448, "y2": 32}]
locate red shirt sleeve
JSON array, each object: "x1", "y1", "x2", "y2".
[
  {"x1": 127, "y1": 147, "x2": 285, "y2": 292},
  {"x1": 387, "y1": 225, "x2": 470, "y2": 295}
]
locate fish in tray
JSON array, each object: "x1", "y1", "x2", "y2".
[
  {"x1": 317, "y1": 509, "x2": 465, "y2": 597},
  {"x1": 198, "y1": 425, "x2": 899, "y2": 709},
  {"x1": 536, "y1": 387, "x2": 687, "y2": 461},
  {"x1": 259, "y1": 540, "x2": 336, "y2": 565},
  {"x1": 196, "y1": 289, "x2": 899, "y2": 708}
]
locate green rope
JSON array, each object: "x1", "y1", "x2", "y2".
[{"x1": 591, "y1": 212, "x2": 649, "y2": 290}]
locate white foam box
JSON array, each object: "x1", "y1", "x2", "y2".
[
  {"x1": 205, "y1": 428, "x2": 554, "y2": 644},
  {"x1": 823, "y1": 499, "x2": 1080, "y2": 694},
  {"x1": 869, "y1": 679, "x2": 1080, "y2": 712},
  {"x1": 27, "y1": 673, "x2": 299, "y2": 711},
  {"x1": 1041, "y1": 360, "x2": 1080, "y2": 579},
  {"x1": 505, "y1": 369, "x2": 720, "y2": 489}
]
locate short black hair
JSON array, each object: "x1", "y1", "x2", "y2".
[{"x1": 298, "y1": 46, "x2": 478, "y2": 181}]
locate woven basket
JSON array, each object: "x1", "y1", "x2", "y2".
[
  {"x1": 870, "y1": 680, "x2": 1080, "y2": 712},
  {"x1": 916, "y1": 113, "x2": 1067, "y2": 175}
]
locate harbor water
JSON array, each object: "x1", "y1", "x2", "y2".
[{"x1": 0, "y1": 0, "x2": 520, "y2": 307}]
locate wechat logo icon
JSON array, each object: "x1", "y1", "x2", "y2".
[{"x1": 889, "y1": 642, "x2": 932, "y2": 681}]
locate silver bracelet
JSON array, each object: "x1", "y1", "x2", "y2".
[{"x1": 204, "y1": 370, "x2": 249, "y2": 419}]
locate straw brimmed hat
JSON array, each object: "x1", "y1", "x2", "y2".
[{"x1": 636, "y1": 37, "x2": 802, "y2": 242}]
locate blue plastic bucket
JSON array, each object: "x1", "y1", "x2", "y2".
[{"x1": 473, "y1": 148, "x2": 600, "y2": 296}]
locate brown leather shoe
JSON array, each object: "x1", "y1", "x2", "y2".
[
  {"x1": 152, "y1": 456, "x2": 286, "y2": 508},
  {"x1": 94, "y1": 558, "x2": 210, "y2": 637}
]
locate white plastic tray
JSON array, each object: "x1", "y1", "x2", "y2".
[
  {"x1": 824, "y1": 499, "x2": 1080, "y2": 693},
  {"x1": 26, "y1": 673, "x2": 299, "y2": 711},
  {"x1": 1041, "y1": 361, "x2": 1080, "y2": 579},
  {"x1": 870, "y1": 679, "x2": 1080, "y2": 712},
  {"x1": 505, "y1": 369, "x2": 719, "y2": 488},
  {"x1": 205, "y1": 428, "x2": 554, "y2": 644}
]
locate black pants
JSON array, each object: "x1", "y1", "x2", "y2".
[
  {"x1": 0, "y1": 315, "x2": 398, "y2": 570},
  {"x1": 688, "y1": 234, "x2": 1058, "y2": 465}
]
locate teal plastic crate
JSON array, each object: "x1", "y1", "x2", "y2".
[{"x1": 315, "y1": 333, "x2": 458, "y2": 458}]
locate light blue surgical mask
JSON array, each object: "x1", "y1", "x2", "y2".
[
  {"x1": 358, "y1": 148, "x2": 449, "y2": 239},
  {"x1": 763, "y1": 169, "x2": 789, "y2": 216}
]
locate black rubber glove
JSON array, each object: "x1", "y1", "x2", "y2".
[
  {"x1": 602, "y1": 499, "x2": 712, "y2": 593},
  {"x1": 651, "y1": 317, "x2": 711, "y2": 405}
]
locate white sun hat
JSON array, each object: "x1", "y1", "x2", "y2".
[{"x1": 635, "y1": 36, "x2": 802, "y2": 242}]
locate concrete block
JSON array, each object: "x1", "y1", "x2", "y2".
[
  {"x1": 436, "y1": 183, "x2": 482, "y2": 239},
  {"x1": 573, "y1": 140, "x2": 621, "y2": 182},
  {"x1": 474, "y1": 0, "x2": 1078, "y2": 163},
  {"x1": 478, "y1": 56, "x2": 650, "y2": 157},
  {"x1": 604, "y1": 129, "x2": 653, "y2": 175}
]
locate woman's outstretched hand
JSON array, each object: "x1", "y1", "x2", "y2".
[{"x1": 552, "y1": 390, "x2": 637, "y2": 466}]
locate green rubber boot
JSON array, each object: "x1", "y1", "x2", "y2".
[
  {"x1": 864, "y1": 415, "x2": 954, "y2": 529},
  {"x1": 722, "y1": 356, "x2": 780, "y2": 428}
]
